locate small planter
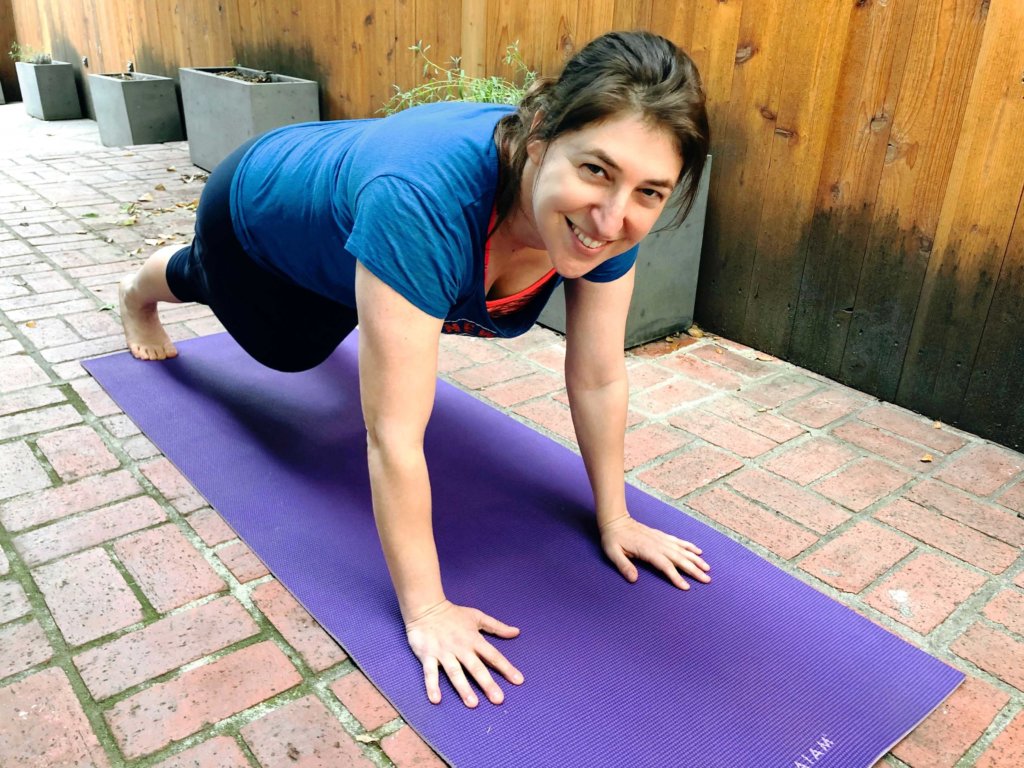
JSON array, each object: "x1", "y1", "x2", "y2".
[
  {"x1": 179, "y1": 66, "x2": 320, "y2": 171},
  {"x1": 88, "y1": 72, "x2": 184, "y2": 147},
  {"x1": 15, "y1": 60, "x2": 82, "y2": 120},
  {"x1": 538, "y1": 156, "x2": 713, "y2": 348}
]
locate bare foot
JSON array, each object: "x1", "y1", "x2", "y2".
[{"x1": 119, "y1": 276, "x2": 178, "y2": 361}]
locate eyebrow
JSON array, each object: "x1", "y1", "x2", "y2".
[{"x1": 584, "y1": 148, "x2": 677, "y2": 190}]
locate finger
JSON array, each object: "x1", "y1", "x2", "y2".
[
  {"x1": 654, "y1": 555, "x2": 690, "y2": 590},
  {"x1": 440, "y1": 654, "x2": 479, "y2": 708},
  {"x1": 672, "y1": 537, "x2": 703, "y2": 556},
  {"x1": 422, "y1": 657, "x2": 442, "y2": 705},
  {"x1": 477, "y1": 612, "x2": 520, "y2": 639},
  {"x1": 476, "y1": 641, "x2": 524, "y2": 686},
  {"x1": 605, "y1": 546, "x2": 638, "y2": 582},
  {"x1": 670, "y1": 548, "x2": 712, "y2": 582},
  {"x1": 461, "y1": 654, "x2": 505, "y2": 705}
]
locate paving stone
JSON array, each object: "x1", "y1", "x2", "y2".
[
  {"x1": 439, "y1": 334, "x2": 508, "y2": 365},
  {"x1": 330, "y1": 670, "x2": 398, "y2": 731},
  {"x1": 976, "y1": 709, "x2": 1024, "y2": 768},
  {"x1": 0, "y1": 402, "x2": 83, "y2": 440},
  {"x1": 813, "y1": 458, "x2": 912, "y2": 512},
  {"x1": 40, "y1": 335, "x2": 126, "y2": 364},
  {"x1": 996, "y1": 480, "x2": 1024, "y2": 514},
  {"x1": 479, "y1": 370, "x2": 564, "y2": 407},
  {"x1": 832, "y1": 420, "x2": 940, "y2": 471},
  {"x1": 858, "y1": 405, "x2": 968, "y2": 454},
  {"x1": 983, "y1": 590, "x2": 1024, "y2": 636},
  {"x1": 952, "y1": 622, "x2": 1024, "y2": 691},
  {"x1": 0, "y1": 384, "x2": 64, "y2": 417},
  {"x1": 513, "y1": 397, "x2": 578, "y2": 444},
  {"x1": 0, "y1": 353, "x2": 49, "y2": 393},
  {"x1": 704, "y1": 395, "x2": 806, "y2": 443},
  {"x1": 0, "y1": 547, "x2": 8, "y2": 576},
  {"x1": 864, "y1": 552, "x2": 987, "y2": 633},
  {"x1": 631, "y1": 379, "x2": 715, "y2": 415},
  {"x1": 0, "y1": 442, "x2": 51, "y2": 500},
  {"x1": 381, "y1": 725, "x2": 446, "y2": 768},
  {"x1": 623, "y1": 423, "x2": 692, "y2": 471},
  {"x1": 216, "y1": 541, "x2": 270, "y2": 583},
  {"x1": 74, "y1": 596, "x2": 259, "y2": 700},
  {"x1": 240, "y1": 694, "x2": 375, "y2": 767},
  {"x1": 659, "y1": 352, "x2": 745, "y2": 389},
  {"x1": 0, "y1": 668, "x2": 109, "y2": 767},
  {"x1": 251, "y1": 580, "x2": 347, "y2": 672},
  {"x1": 688, "y1": 487, "x2": 818, "y2": 559},
  {"x1": 122, "y1": 434, "x2": 160, "y2": 460},
  {"x1": 907, "y1": 479, "x2": 1024, "y2": 547},
  {"x1": 668, "y1": 409, "x2": 778, "y2": 457},
  {"x1": 726, "y1": 468, "x2": 851, "y2": 533},
  {"x1": 637, "y1": 445, "x2": 744, "y2": 499},
  {"x1": 20, "y1": 317, "x2": 81, "y2": 348},
  {"x1": 0, "y1": 579, "x2": 32, "y2": 623},
  {"x1": 778, "y1": 388, "x2": 867, "y2": 428},
  {"x1": 935, "y1": 444, "x2": 1024, "y2": 496},
  {"x1": 36, "y1": 425, "x2": 120, "y2": 481},
  {"x1": 186, "y1": 508, "x2": 237, "y2": 546},
  {"x1": 523, "y1": 343, "x2": 565, "y2": 371},
  {"x1": 0, "y1": 469, "x2": 142, "y2": 531},
  {"x1": 798, "y1": 521, "x2": 915, "y2": 593},
  {"x1": 33, "y1": 548, "x2": 144, "y2": 646},
  {"x1": 761, "y1": 437, "x2": 858, "y2": 486},
  {"x1": 140, "y1": 457, "x2": 206, "y2": 512},
  {"x1": 106, "y1": 642, "x2": 301, "y2": 759},
  {"x1": 151, "y1": 736, "x2": 251, "y2": 768},
  {"x1": 688, "y1": 344, "x2": 770, "y2": 377},
  {"x1": 625, "y1": 361, "x2": 675, "y2": 391},
  {"x1": 449, "y1": 357, "x2": 535, "y2": 390},
  {"x1": 740, "y1": 373, "x2": 822, "y2": 409},
  {"x1": 0, "y1": 619, "x2": 53, "y2": 679},
  {"x1": 69, "y1": 376, "x2": 122, "y2": 416}
]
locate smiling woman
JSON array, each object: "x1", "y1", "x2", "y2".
[{"x1": 117, "y1": 29, "x2": 710, "y2": 709}]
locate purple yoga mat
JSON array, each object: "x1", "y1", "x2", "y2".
[{"x1": 85, "y1": 333, "x2": 963, "y2": 767}]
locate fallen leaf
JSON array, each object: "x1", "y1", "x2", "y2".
[
  {"x1": 143, "y1": 238, "x2": 163, "y2": 246},
  {"x1": 686, "y1": 323, "x2": 704, "y2": 339},
  {"x1": 81, "y1": 212, "x2": 99, "y2": 218},
  {"x1": 99, "y1": 302, "x2": 116, "y2": 311},
  {"x1": 166, "y1": 166, "x2": 177, "y2": 172},
  {"x1": 933, "y1": 421, "x2": 943, "y2": 429},
  {"x1": 354, "y1": 734, "x2": 378, "y2": 744},
  {"x1": 920, "y1": 454, "x2": 934, "y2": 463},
  {"x1": 137, "y1": 192, "x2": 154, "y2": 202},
  {"x1": 755, "y1": 354, "x2": 774, "y2": 361},
  {"x1": 715, "y1": 348, "x2": 724, "y2": 355},
  {"x1": 154, "y1": 183, "x2": 166, "y2": 192},
  {"x1": 119, "y1": 218, "x2": 137, "y2": 226},
  {"x1": 25, "y1": 321, "x2": 37, "y2": 328}
]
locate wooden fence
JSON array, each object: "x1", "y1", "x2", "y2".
[{"x1": 7, "y1": 0, "x2": 1024, "y2": 450}]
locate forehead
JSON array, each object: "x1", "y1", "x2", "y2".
[{"x1": 555, "y1": 114, "x2": 682, "y2": 177}]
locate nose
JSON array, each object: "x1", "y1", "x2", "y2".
[{"x1": 591, "y1": 193, "x2": 628, "y2": 241}]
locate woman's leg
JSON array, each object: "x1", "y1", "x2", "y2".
[{"x1": 119, "y1": 244, "x2": 183, "y2": 361}]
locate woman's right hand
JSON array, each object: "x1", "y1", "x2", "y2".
[{"x1": 405, "y1": 600, "x2": 524, "y2": 707}]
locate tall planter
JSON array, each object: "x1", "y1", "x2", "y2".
[
  {"x1": 15, "y1": 60, "x2": 82, "y2": 120},
  {"x1": 88, "y1": 72, "x2": 184, "y2": 147},
  {"x1": 179, "y1": 66, "x2": 320, "y2": 171},
  {"x1": 537, "y1": 157, "x2": 713, "y2": 348}
]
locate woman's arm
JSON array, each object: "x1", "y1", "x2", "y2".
[
  {"x1": 355, "y1": 263, "x2": 523, "y2": 707},
  {"x1": 563, "y1": 269, "x2": 711, "y2": 588}
]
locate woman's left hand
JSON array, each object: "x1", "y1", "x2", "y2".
[{"x1": 599, "y1": 515, "x2": 711, "y2": 590}]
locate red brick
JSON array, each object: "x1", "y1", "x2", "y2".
[
  {"x1": 36, "y1": 425, "x2": 120, "y2": 481},
  {"x1": 140, "y1": 457, "x2": 206, "y2": 512},
  {"x1": 626, "y1": 361, "x2": 675, "y2": 391},
  {"x1": 14, "y1": 496, "x2": 167, "y2": 567},
  {"x1": 0, "y1": 442, "x2": 51, "y2": 501},
  {"x1": 704, "y1": 396, "x2": 806, "y2": 443},
  {"x1": 632, "y1": 379, "x2": 715, "y2": 415},
  {"x1": 0, "y1": 469, "x2": 141, "y2": 531},
  {"x1": 251, "y1": 580, "x2": 347, "y2": 672},
  {"x1": 637, "y1": 446, "x2": 744, "y2": 499},
  {"x1": 907, "y1": 479, "x2": 1024, "y2": 547},
  {"x1": 40, "y1": 335, "x2": 126, "y2": 364},
  {"x1": 33, "y1": 548, "x2": 143, "y2": 646},
  {"x1": 629, "y1": 334, "x2": 698, "y2": 358},
  {"x1": 494, "y1": 325, "x2": 560, "y2": 353},
  {"x1": 0, "y1": 403, "x2": 83, "y2": 440},
  {"x1": 983, "y1": 591, "x2": 1024, "y2": 636},
  {"x1": 668, "y1": 409, "x2": 777, "y2": 458},
  {"x1": 152, "y1": 736, "x2": 251, "y2": 768},
  {"x1": 858, "y1": 405, "x2": 968, "y2": 453},
  {"x1": 0, "y1": 620, "x2": 53, "y2": 679},
  {"x1": 778, "y1": 388, "x2": 867, "y2": 428},
  {"x1": 479, "y1": 370, "x2": 563, "y2": 407},
  {"x1": 875, "y1": 499, "x2": 1018, "y2": 574},
  {"x1": 381, "y1": 725, "x2": 446, "y2": 768},
  {"x1": 689, "y1": 487, "x2": 818, "y2": 558},
  {"x1": 727, "y1": 468, "x2": 851, "y2": 533},
  {"x1": 21, "y1": 317, "x2": 80, "y2": 348},
  {"x1": 524, "y1": 344, "x2": 565, "y2": 371},
  {"x1": 0, "y1": 579, "x2": 31, "y2": 623},
  {"x1": 660, "y1": 353, "x2": 744, "y2": 389},
  {"x1": 935, "y1": 445, "x2": 1024, "y2": 496},
  {"x1": 813, "y1": 458, "x2": 912, "y2": 512},
  {"x1": 106, "y1": 641, "x2": 301, "y2": 759},
  {"x1": 0, "y1": 668, "x2": 109, "y2": 767},
  {"x1": 997, "y1": 481, "x2": 1024, "y2": 514},
  {"x1": 123, "y1": 434, "x2": 160, "y2": 460},
  {"x1": 799, "y1": 521, "x2": 914, "y2": 593},
  {"x1": 623, "y1": 423, "x2": 691, "y2": 471},
  {"x1": 689, "y1": 344, "x2": 771, "y2": 377},
  {"x1": 0, "y1": 548, "x2": 8, "y2": 576},
  {"x1": 436, "y1": 345, "x2": 473, "y2": 374},
  {"x1": 740, "y1": 373, "x2": 822, "y2": 409},
  {"x1": 832, "y1": 421, "x2": 938, "y2": 471},
  {"x1": 864, "y1": 553, "x2": 987, "y2": 633},
  {"x1": 7, "y1": 298, "x2": 95, "y2": 322},
  {"x1": 69, "y1": 376, "x2": 122, "y2": 417},
  {"x1": 976, "y1": 709, "x2": 1024, "y2": 768},
  {"x1": 114, "y1": 524, "x2": 225, "y2": 611},
  {"x1": 892, "y1": 675, "x2": 1010, "y2": 768},
  {"x1": 217, "y1": 541, "x2": 270, "y2": 583},
  {"x1": 74, "y1": 596, "x2": 259, "y2": 700},
  {"x1": 762, "y1": 437, "x2": 857, "y2": 485},
  {"x1": 439, "y1": 334, "x2": 509, "y2": 365},
  {"x1": 952, "y1": 623, "x2": 1024, "y2": 691},
  {"x1": 0, "y1": 384, "x2": 64, "y2": 417},
  {"x1": 330, "y1": 670, "x2": 399, "y2": 730},
  {"x1": 240, "y1": 693, "x2": 374, "y2": 767},
  {"x1": 449, "y1": 357, "x2": 535, "y2": 390},
  {"x1": 0, "y1": 354, "x2": 49, "y2": 393},
  {"x1": 187, "y1": 508, "x2": 236, "y2": 546},
  {"x1": 1017, "y1": 571, "x2": 1024, "y2": 590},
  {"x1": 101, "y1": 413, "x2": 140, "y2": 439},
  {"x1": 513, "y1": 397, "x2": 577, "y2": 444},
  {"x1": 65, "y1": 309, "x2": 123, "y2": 339}
]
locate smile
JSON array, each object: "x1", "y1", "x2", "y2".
[{"x1": 567, "y1": 218, "x2": 607, "y2": 250}]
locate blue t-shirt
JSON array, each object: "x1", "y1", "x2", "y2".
[{"x1": 230, "y1": 102, "x2": 637, "y2": 338}]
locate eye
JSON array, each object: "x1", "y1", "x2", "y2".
[
  {"x1": 582, "y1": 163, "x2": 606, "y2": 177},
  {"x1": 639, "y1": 188, "x2": 664, "y2": 202}
]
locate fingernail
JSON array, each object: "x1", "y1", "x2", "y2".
[{"x1": 514, "y1": 673, "x2": 524, "y2": 684}]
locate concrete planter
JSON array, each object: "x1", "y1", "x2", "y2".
[
  {"x1": 15, "y1": 60, "x2": 82, "y2": 120},
  {"x1": 179, "y1": 66, "x2": 320, "y2": 171},
  {"x1": 88, "y1": 72, "x2": 184, "y2": 147},
  {"x1": 538, "y1": 156, "x2": 713, "y2": 348}
]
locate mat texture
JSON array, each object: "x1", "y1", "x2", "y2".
[{"x1": 84, "y1": 333, "x2": 963, "y2": 768}]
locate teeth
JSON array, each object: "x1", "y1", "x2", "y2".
[{"x1": 570, "y1": 222, "x2": 605, "y2": 249}]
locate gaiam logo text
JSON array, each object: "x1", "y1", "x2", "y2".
[{"x1": 793, "y1": 734, "x2": 834, "y2": 768}]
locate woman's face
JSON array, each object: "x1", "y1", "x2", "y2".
[{"x1": 523, "y1": 113, "x2": 683, "y2": 279}]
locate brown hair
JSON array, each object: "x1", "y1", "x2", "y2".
[{"x1": 493, "y1": 30, "x2": 710, "y2": 233}]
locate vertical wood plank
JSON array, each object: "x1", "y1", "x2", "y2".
[{"x1": 897, "y1": 0, "x2": 1024, "y2": 417}]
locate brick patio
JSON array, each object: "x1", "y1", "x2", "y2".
[{"x1": 0, "y1": 102, "x2": 1021, "y2": 767}]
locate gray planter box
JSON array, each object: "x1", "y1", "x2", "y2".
[
  {"x1": 15, "y1": 60, "x2": 82, "y2": 120},
  {"x1": 88, "y1": 72, "x2": 184, "y2": 147},
  {"x1": 179, "y1": 66, "x2": 320, "y2": 171},
  {"x1": 538, "y1": 156, "x2": 713, "y2": 348}
]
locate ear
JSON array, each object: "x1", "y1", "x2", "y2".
[{"x1": 526, "y1": 110, "x2": 547, "y2": 165}]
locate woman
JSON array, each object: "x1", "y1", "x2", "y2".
[{"x1": 119, "y1": 30, "x2": 712, "y2": 708}]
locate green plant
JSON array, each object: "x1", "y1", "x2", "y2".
[
  {"x1": 380, "y1": 41, "x2": 537, "y2": 115},
  {"x1": 9, "y1": 42, "x2": 52, "y2": 64}
]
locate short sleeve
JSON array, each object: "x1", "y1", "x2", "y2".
[
  {"x1": 582, "y1": 245, "x2": 638, "y2": 283},
  {"x1": 345, "y1": 175, "x2": 467, "y2": 318}
]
